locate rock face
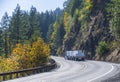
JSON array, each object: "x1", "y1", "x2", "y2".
[
  {"x1": 100, "y1": 48, "x2": 120, "y2": 63},
  {"x1": 61, "y1": 0, "x2": 114, "y2": 59}
]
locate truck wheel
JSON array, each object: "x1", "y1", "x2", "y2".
[{"x1": 82, "y1": 58, "x2": 85, "y2": 61}]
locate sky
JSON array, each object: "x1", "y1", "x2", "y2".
[{"x1": 0, "y1": 0, "x2": 66, "y2": 20}]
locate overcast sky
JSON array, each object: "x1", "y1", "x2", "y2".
[{"x1": 0, "y1": 0, "x2": 66, "y2": 20}]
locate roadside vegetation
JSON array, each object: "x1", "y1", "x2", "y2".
[
  {"x1": 96, "y1": 41, "x2": 110, "y2": 56},
  {"x1": 0, "y1": 38, "x2": 50, "y2": 73},
  {"x1": 0, "y1": 0, "x2": 120, "y2": 73},
  {"x1": 0, "y1": 5, "x2": 55, "y2": 73}
]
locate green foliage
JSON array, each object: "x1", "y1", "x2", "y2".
[
  {"x1": 0, "y1": 4, "x2": 60, "y2": 72},
  {"x1": 96, "y1": 41, "x2": 110, "y2": 55},
  {"x1": 64, "y1": 0, "x2": 83, "y2": 16},
  {"x1": 50, "y1": 18, "x2": 65, "y2": 55},
  {"x1": 0, "y1": 12, "x2": 10, "y2": 57},
  {"x1": 78, "y1": 0, "x2": 93, "y2": 25},
  {"x1": 0, "y1": 37, "x2": 50, "y2": 73},
  {"x1": 107, "y1": 0, "x2": 120, "y2": 40},
  {"x1": 46, "y1": 24, "x2": 54, "y2": 42},
  {"x1": 0, "y1": 3, "x2": 61, "y2": 57},
  {"x1": 10, "y1": 4, "x2": 21, "y2": 44},
  {"x1": 0, "y1": 29, "x2": 4, "y2": 55},
  {"x1": 63, "y1": 0, "x2": 93, "y2": 39},
  {"x1": 39, "y1": 8, "x2": 62, "y2": 41}
]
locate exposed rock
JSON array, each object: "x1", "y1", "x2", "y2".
[
  {"x1": 105, "y1": 48, "x2": 120, "y2": 63},
  {"x1": 61, "y1": 0, "x2": 115, "y2": 60}
]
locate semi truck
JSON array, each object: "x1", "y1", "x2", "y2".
[{"x1": 64, "y1": 50, "x2": 85, "y2": 61}]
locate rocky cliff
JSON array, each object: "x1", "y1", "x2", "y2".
[{"x1": 61, "y1": 0, "x2": 120, "y2": 62}]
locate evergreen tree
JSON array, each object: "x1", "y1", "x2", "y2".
[
  {"x1": 28, "y1": 6, "x2": 41, "y2": 44},
  {"x1": 46, "y1": 24, "x2": 54, "y2": 42},
  {"x1": 9, "y1": 4, "x2": 22, "y2": 45},
  {"x1": 0, "y1": 12, "x2": 10, "y2": 57},
  {"x1": 50, "y1": 17, "x2": 65, "y2": 55},
  {"x1": 107, "y1": 0, "x2": 120, "y2": 40},
  {"x1": 0, "y1": 29, "x2": 4, "y2": 55},
  {"x1": 20, "y1": 11, "x2": 29, "y2": 43}
]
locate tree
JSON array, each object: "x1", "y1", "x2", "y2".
[
  {"x1": 64, "y1": 0, "x2": 83, "y2": 16},
  {"x1": 107, "y1": 0, "x2": 120, "y2": 40},
  {"x1": 50, "y1": 17, "x2": 65, "y2": 55},
  {"x1": 0, "y1": 12, "x2": 10, "y2": 57},
  {"x1": 0, "y1": 29, "x2": 4, "y2": 55},
  {"x1": 11, "y1": 44, "x2": 32, "y2": 69},
  {"x1": 19, "y1": 11, "x2": 30, "y2": 43},
  {"x1": 30, "y1": 38, "x2": 50, "y2": 67},
  {"x1": 9, "y1": 4, "x2": 22, "y2": 45},
  {"x1": 46, "y1": 24, "x2": 54, "y2": 42},
  {"x1": 11, "y1": 37, "x2": 50, "y2": 69},
  {"x1": 28, "y1": 6, "x2": 41, "y2": 44}
]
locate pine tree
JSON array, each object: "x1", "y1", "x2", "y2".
[
  {"x1": 9, "y1": 4, "x2": 22, "y2": 45},
  {"x1": 0, "y1": 29, "x2": 4, "y2": 55},
  {"x1": 28, "y1": 6, "x2": 41, "y2": 44},
  {"x1": 0, "y1": 12, "x2": 10, "y2": 57},
  {"x1": 107, "y1": 0, "x2": 120, "y2": 40}
]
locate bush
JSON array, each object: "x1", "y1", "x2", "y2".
[
  {"x1": 30, "y1": 38, "x2": 50, "y2": 67},
  {"x1": 0, "y1": 37, "x2": 50, "y2": 73},
  {"x1": 96, "y1": 41, "x2": 110, "y2": 55}
]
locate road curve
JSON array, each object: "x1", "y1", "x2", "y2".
[{"x1": 4, "y1": 56, "x2": 119, "y2": 82}]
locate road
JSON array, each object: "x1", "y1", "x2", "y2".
[{"x1": 4, "y1": 56, "x2": 120, "y2": 82}]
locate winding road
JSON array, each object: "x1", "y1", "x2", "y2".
[{"x1": 4, "y1": 56, "x2": 120, "y2": 82}]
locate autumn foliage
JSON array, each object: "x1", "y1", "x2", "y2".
[
  {"x1": 0, "y1": 37, "x2": 50, "y2": 73},
  {"x1": 30, "y1": 38, "x2": 50, "y2": 67}
]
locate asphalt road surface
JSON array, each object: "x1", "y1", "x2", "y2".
[{"x1": 4, "y1": 56, "x2": 120, "y2": 82}]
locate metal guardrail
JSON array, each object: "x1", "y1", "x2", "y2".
[{"x1": 0, "y1": 59, "x2": 57, "y2": 81}]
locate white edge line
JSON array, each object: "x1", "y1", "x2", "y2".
[{"x1": 87, "y1": 64, "x2": 114, "y2": 82}]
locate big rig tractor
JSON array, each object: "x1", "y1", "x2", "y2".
[{"x1": 64, "y1": 50, "x2": 85, "y2": 61}]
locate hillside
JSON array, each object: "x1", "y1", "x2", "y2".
[
  {"x1": 61, "y1": 0, "x2": 111, "y2": 58},
  {"x1": 51, "y1": 0, "x2": 120, "y2": 63},
  {"x1": 0, "y1": 0, "x2": 120, "y2": 64}
]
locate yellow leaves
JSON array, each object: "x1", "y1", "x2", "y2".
[
  {"x1": 51, "y1": 21, "x2": 58, "y2": 41},
  {"x1": 31, "y1": 38, "x2": 50, "y2": 66},
  {"x1": 0, "y1": 57, "x2": 19, "y2": 73},
  {"x1": 63, "y1": 12, "x2": 73, "y2": 38},
  {"x1": 85, "y1": 4, "x2": 92, "y2": 10},
  {"x1": 64, "y1": 12, "x2": 69, "y2": 29},
  {"x1": 85, "y1": 0, "x2": 93, "y2": 10},
  {"x1": 86, "y1": 0, "x2": 92, "y2": 3},
  {"x1": 11, "y1": 43, "x2": 32, "y2": 69},
  {"x1": 79, "y1": 13, "x2": 85, "y2": 21},
  {"x1": 0, "y1": 37, "x2": 50, "y2": 73},
  {"x1": 78, "y1": 0, "x2": 93, "y2": 22}
]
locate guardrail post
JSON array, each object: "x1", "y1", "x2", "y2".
[
  {"x1": 36, "y1": 69, "x2": 39, "y2": 73},
  {"x1": 43, "y1": 68, "x2": 45, "y2": 72},
  {"x1": 21, "y1": 72, "x2": 24, "y2": 77},
  {"x1": 33, "y1": 70, "x2": 35, "y2": 74},
  {"x1": 44, "y1": 67, "x2": 46, "y2": 72},
  {"x1": 10, "y1": 74, "x2": 12, "y2": 79},
  {"x1": 16, "y1": 73, "x2": 18, "y2": 78},
  {"x1": 27, "y1": 72, "x2": 30, "y2": 76},
  {"x1": 3, "y1": 75, "x2": 6, "y2": 81},
  {"x1": 37, "y1": 69, "x2": 39, "y2": 73}
]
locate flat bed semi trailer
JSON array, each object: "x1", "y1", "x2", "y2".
[{"x1": 64, "y1": 50, "x2": 85, "y2": 61}]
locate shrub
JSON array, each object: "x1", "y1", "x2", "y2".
[
  {"x1": 96, "y1": 41, "x2": 110, "y2": 55},
  {"x1": 30, "y1": 38, "x2": 50, "y2": 67},
  {"x1": 0, "y1": 37, "x2": 50, "y2": 73}
]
